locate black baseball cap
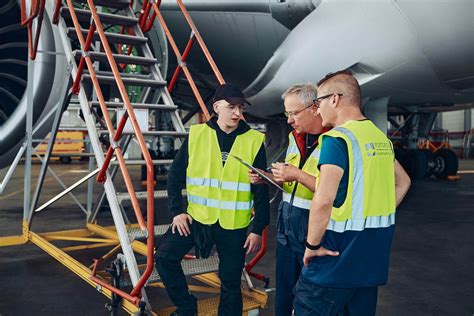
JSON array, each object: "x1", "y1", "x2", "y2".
[{"x1": 212, "y1": 83, "x2": 251, "y2": 106}]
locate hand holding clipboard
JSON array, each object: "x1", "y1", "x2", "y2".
[{"x1": 228, "y1": 154, "x2": 285, "y2": 192}]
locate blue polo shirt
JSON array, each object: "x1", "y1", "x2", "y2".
[{"x1": 302, "y1": 134, "x2": 395, "y2": 288}]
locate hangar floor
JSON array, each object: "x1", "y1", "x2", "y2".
[{"x1": 1, "y1": 160, "x2": 473, "y2": 315}]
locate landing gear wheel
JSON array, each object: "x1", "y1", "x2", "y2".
[
  {"x1": 407, "y1": 149, "x2": 428, "y2": 179},
  {"x1": 433, "y1": 148, "x2": 458, "y2": 179},
  {"x1": 395, "y1": 148, "x2": 410, "y2": 167},
  {"x1": 60, "y1": 156, "x2": 71, "y2": 164},
  {"x1": 420, "y1": 149, "x2": 434, "y2": 178},
  {"x1": 395, "y1": 148, "x2": 413, "y2": 175}
]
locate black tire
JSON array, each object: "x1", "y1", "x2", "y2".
[
  {"x1": 433, "y1": 148, "x2": 458, "y2": 179},
  {"x1": 60, "y1": 156, "x2": 72, "y2": 164},
  {"x1": 420, "y1": 149, "x2": 435, "y2": 178},
  {"x1": 395, "y1": 148, "x2": 411, "y2": 172},
  {"x1": 407, "y1": 149, "x2": 428, "y2": 179}
]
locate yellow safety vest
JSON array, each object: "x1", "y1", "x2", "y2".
[
  {"x1": 186, "y1": 124, "x2": 265, "y2": 229},
  {"x1": 282, "y1": 133, "x2": 320, "y2": 210},
  {"x1": 319, "y1": 120, "x2": 396, "y2": 232}
]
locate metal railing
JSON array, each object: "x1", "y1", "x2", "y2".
[
  {"x1": 63, "y1": 0, "x2": 155, "y2": 304},
  {"x1": 139, "y1": 0, "x2": 269, "y2": 282},
  {"x1": 20, "y1": 0, "x2": 46, "y2": 59},
  {"x1": 139, "y1": 0, "x2": 228, "y2": 121}
]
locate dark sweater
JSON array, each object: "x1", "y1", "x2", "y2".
[{"x1": 167, "y1": 117, "x2": 270, "y2": 235}]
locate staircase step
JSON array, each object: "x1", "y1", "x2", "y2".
[
  {"x1": 61, "y1": 7, "x2": 138, "y2": 27},
  {"x1": 73, "y1": 50, "x2": 157, "y2": 66},
  {"x1": 116, "y1": 189, "x2": 186, "y2": 202},
  {"x1": 111, "y1": 159, "x2": 174, "y2": 165},
  {"x1": 83, "y1": 73, "x2": 166, "y2": 88},
  {"x1": 90, "y1": 101, "x2": 177, "y2": 111},
  {"x1": 122, "y1": 254, "x2": 220, "y2": 287},
  {"x1": 99, "y1": 130, "x2": 188, "y2": 137},
  {"x1": 74, "y1": 0, "x2": 131, "y2": 10},
  {"x1": 157, "y1": 295, "x2": 262, "y2": 316},
  {"x1": 127, "y1": 224, "x2": 169, "y2": 240},
  {"x1": 67, "y1": 27, "x2": 148, "y2": 46}
]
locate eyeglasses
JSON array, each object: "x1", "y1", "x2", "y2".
[
  {"x1": 225, "y1": 104, "x2": 246, "y2": 113},
  {"x1": 312, "y1": 93, "x2": 343, "y2": 108},
  {"x1": 284, "y1": 104, "x2": 313, "y2": 118}
]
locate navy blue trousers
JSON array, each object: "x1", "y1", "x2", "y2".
[
  {"x1": 293, "y1": 276, "x2": 378, "y2": 316},
  {"x1": 275, "y1": 241, "x2": 304, "y2": 316}
]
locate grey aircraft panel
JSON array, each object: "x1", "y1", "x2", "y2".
[{"x1": 161, "y1": 0, "x2": 474, "y2": 117}]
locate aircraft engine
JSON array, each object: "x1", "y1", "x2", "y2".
[{"x1": 0, "y1": 0, "x2": 167, "y2": 168}]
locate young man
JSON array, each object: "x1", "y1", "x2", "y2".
[
  {"x1": 156, "y1": 83, "x2": 270, "y2": 316},
  {"x1": 293, "y1": 71, "x2": 411, "y2": 315},
  {"x1": 249, "y1": 83, "x2": 325, "y2": 316}
]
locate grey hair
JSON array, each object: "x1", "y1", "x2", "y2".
[{"x1": 281, "y1": 83, "x2": 318, "y2": 106}]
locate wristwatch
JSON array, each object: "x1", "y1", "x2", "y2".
[{"x1": 305, "y1": 240, "x2": 321, "y2": 250}]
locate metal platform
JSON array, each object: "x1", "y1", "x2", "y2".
[
  {"x1": 122, "y1": 254, "x2": 220, "y2": 286},
  {"x1": 127, "y1": 224, "x2": 169, "y2": 240}
]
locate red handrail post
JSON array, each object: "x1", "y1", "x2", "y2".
[
  {"x1": 168, "y1": 34, "x2": 195, "y2": 93},
  {"x1": 72, "y1": 23, "x2": 97, "y2": 94},
  {"x1": 52, "y1": 0, "x2": 63, "y2": 25},
  {"x1": 20, "y1": 0, "x2": 46, "y2": 60}
]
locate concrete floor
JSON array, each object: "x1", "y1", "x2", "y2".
[{"x1": 1, "y1": 160, "x2": 474, "y2": 315}]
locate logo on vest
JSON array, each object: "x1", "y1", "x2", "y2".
[
  {"x1": 365, "y1": 143, "x2": 376, "y2": 156},
  {"x1": 365, "y1": 142, "x2": 393, "y2": 157}
]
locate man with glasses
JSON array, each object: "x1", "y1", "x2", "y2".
[
  {"x1": 156, "y1": 83, "x2": 270, "y2": 316},
  {"x1": 249, "y1": 83, "x2": 325, "y2": 316},
  {"x1": 293, "y1": 70, "x2": 411, "y2": 315}
]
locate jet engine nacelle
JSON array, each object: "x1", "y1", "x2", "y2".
[{"x1": 0, "y1": 0, "x2": 167, "y2": 168}]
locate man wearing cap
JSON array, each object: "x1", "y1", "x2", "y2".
[
  {"x1": 249, "y1": 83, "x2": 326, "y2": 316},
  {"x1": 155, "y1": 83, "x2": 270, "y2": 316}
]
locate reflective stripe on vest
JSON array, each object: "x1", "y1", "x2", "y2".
[
  {"x1": 320, "y1": 120, "x2": 396, "y2": 233},
  {"x1": 282, "y1": 191, "x2": 311, "y2": 209},
  {"x1": 187, "y1": 194, "x2": 254, "y2": 211},
  {"x1": 282, "y1": 133, "x2": 320, "y2": 209},
  {"x1": 186, "y1": 177, "x2": 252, "y2": 192}
]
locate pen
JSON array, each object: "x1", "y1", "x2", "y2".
[{"x1": 266, "y1": 163, "x2": 288, "y2": 171}]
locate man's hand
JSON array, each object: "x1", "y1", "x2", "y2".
[
  {"x1": 303, "y1": 246, "x2": 339, "y2": 266},
  {"x1": 172, "y1": 213, "x2": 193, "y2": 236},
  {"x1": 243, "y1": 233, "x2": 262, "y2": 255},
  {"x1": 272, "y1": 162, "x2": 300, "y2": 183},
  {"x1": 248, "y1": 169, "x2": 265, "y2": 184}
]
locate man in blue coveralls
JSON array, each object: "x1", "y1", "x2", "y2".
[
  {"x1": 293, "y1": 70, "x2": 411, "y2": 315},
  {"x1": 249, "y1": 83, "x2": 326, "y2": 315}
]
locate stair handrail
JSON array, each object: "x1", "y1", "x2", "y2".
[
  {"x1": 151, "y1": 1, "x2": 212, "y2": 120},
  {"x1": 20, "y1": 0, "x2": 46, "y2": 60},
  {"x1": 135, "y1": 0, "x2": 233, "y2": 121},
  {"x1": 64, "y1": 0, "x2": 154, "y2": 304},
  {"x1": 140, "y1": 0, "x2": 269, "y2": 279}
]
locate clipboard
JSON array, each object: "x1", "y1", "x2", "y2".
[{"x1": 229, "y1": 154, "x2": 285, "y2": 192}]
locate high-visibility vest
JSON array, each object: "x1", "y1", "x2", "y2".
[
  {"x1": 282, "y1": 133, "x2": 320, "y2": 210},
  {"x1": 318, "y1": 120, "x2": 396, "y2": 232},
  {"x1": 186, "y1": 124, "x2": 265, "y2": 229}
]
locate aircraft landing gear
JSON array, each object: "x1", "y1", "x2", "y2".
[
  {"x1": 390, "y1": 112, "x2": 459, "y2": 180},
  {"x1": 432, "y1": 148, "x2": 459, "y2": 179},
  {"x1": 395, "y1": 148, "x2": 458, "y2": 180}
]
